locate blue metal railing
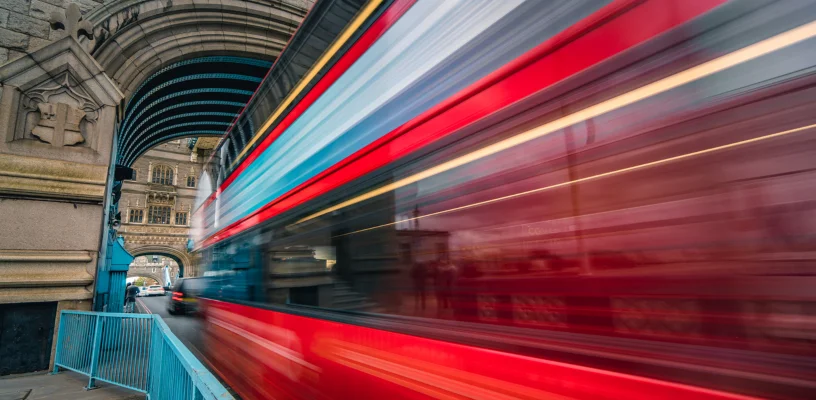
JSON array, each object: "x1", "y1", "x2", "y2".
[{"x1": 53, "y1": 310, "x2": 232, "y2": 399}]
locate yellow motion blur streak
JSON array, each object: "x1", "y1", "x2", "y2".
[
  {"x1": 296, "y1": 19, "x2": 816, "y2": 226},
  {"x1": 230, "y1": 0, "x2": 385, "y2": 167},
  {"x1": 334, "y1": 123, "x2": 816, "y2": 237}
]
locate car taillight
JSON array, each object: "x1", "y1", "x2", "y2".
[{"x1": 172, "y1": 291, "x2": 183, "y2": 301}]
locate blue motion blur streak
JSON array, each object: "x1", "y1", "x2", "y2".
[{"x1": 204, "y1": 0, "x2": 609, "y2": 238}]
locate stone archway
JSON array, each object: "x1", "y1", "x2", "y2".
[
  {"x1": 99, "y1": 0, "x2": 308, "y2": 278},
  {"x1": 124, "y1": 243, "x2": 193, "y2": 286},
  {"x1": 83, "y1": 0, "x2": 309, "y2": 99},
  {"x1": 127, "y1": 271, "x2": 165, "y2": 287},
  {"x1": 78, "y1": 0, "x2": 311, "y2": 165},
  {"x1": 126, "y1": 244, "x2": 192, "y2": 268},
  {"x1": 0, "y1": 0, "x2": 309, "y2": 374}
]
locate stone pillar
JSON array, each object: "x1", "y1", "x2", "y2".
[
  {"x1": 147, "y1": 161, "x2": 153, "y2": 183},
  {"x1": 0, "y1": 33, "x2": 123, "y2": 373}
]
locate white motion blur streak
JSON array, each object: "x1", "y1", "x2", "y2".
[{"x1": 213, "y1": 0, "x2": 526, "y2": 233}]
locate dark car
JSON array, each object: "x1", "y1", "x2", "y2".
[{"x1": 167, "y1": 277, "x2": 207, "y2": 315}]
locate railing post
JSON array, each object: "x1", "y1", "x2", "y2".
[
  {"x1": 148, "y1": 315, "x2": 162, "y2": 398},
  {"x1": 86, "y1": 315, "x2": 104, "y2": 390},
  {"x1": 46, "y1": 310, "x2": 231, "y2": 398},
  {"x1": 51, "y1": 312, "x2": 64, "y2": 375}
]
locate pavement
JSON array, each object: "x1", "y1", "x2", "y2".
[
  {"x1": 0, "y1": 371, "x2": 144, "y2": 400},
  {"x1": 0, "y1": 296, "x2": 209, "y2": 400}
]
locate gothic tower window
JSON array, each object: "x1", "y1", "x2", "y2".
[
  {"x1": 175, "y1": 212, "x2": 188, "y2": 226},
  {"x1": 129, "y1": 209, "x2": 144, "y2": 223},
  {"x1": 152, "y1": 165, "x2": 174, "y2": 185},
  {"x1": 148, "y1": 206, "x2": 172, "y2": 224}
]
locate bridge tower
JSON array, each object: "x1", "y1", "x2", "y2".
[{"x1": 0, "y1": 0, "x2": 310, "y2": 375}]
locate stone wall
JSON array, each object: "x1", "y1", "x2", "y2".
[
  {"x1": 0, "y1": 30, "x2": 122, "y2": 373},
  {"x1": 0, "y1": 33, "x2": 122, "y2": 305},
  {"x1": 119, "y1": 139, "x2": 204, "y2": 277},
  {"x1": 0, "y1": 0, "x2": 314, "y2": 67},
  {"x1": 0, "y1": 0, "x2": 106, "y2": 65}
]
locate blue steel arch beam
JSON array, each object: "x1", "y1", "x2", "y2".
[
  {"x1": 137, "y1": 121, "x2": 233, "y2": 146},
  {"x1": 121, "y1": 121, "x2": 235, "y2": 165},
  {"x1": 132, "y1": 131, "x2": 230, "y2": 163},
  {"x1": 120, "y1": 73, "x2": 260, "y2": 137},
  {"x1": 126, "y1": 56, "x2": 273, "y2": 106},
  {"x1": 119, "y1": 88, "x2": 254, "y2": 164},
  {"x1": 126, "y1": 101, "x2": 246, "y2": 136},
  {"x1": 119, "y1": 108, "x2": 242, "y2": 161},
  {"x1": 127, "y1": 110, "x2": 242, "y2": 142},
  {"x1": 116, "y1": 56, "x2": 272, "y2": 167},
  {"x1": 124, "y1": 57, "x2": 272, "y2": 118},
  {"x1": 121, "y1": 61, "x2": 268, "y2": 139},
  {"x1": 121, "y1": 88, "x2": 253, "y2": 140}
]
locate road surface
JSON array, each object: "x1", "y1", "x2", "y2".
[
  {"x1": 135, "y1": 295, "x2": 207, "y2": 362},
  {"x1": 136, "y1": 295, "x2": 242, "y2": 397}
]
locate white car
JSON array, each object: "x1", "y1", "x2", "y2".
[
  {"x1": 137, "y1": 286, "x2": 147, "y2": 297},
  {"x1": 145, "y1": 285, "x2": 165, "y2": 296}
]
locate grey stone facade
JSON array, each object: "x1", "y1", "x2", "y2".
[
  {"x1": 0, "y1": 0, "x2": 312, "y2": 68},
  {"x1": 119, "y1": 139, "x2": 204, "y2": 277},
  {"x1": 0, "y1": 34, "x2": 123, "y2": 305},
  {"x1": 128, "y1": 256, "x2": 180, "y2": 287},
  {"x1": 0, "y1": 31, "x2": 123, "y2": 372},
  {"x1": 0, "y1": 0, "x2": 106, "y2": 64},
  {"x1": 0, "y1": 0, "x2": 310, "y2": 375}
]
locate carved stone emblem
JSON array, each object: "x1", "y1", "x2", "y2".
[
  {"x1": 31, "y1": 103, "x2": 87, "y2": 146},
  {"x1": 147, "y1": 190, "x2": 176, "y2": 205},
  {"x1": 49, "y1": 3, "x2": 94, "y2": 41},
  {"x1": 20, "y1": 72, "x2": 99, "y2": 146}
]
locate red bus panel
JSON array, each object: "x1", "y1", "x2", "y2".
[{"x1": 202, "y1": 299, "x2": 756, "y2": 400}]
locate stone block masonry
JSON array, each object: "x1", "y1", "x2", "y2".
[
  {"x1": 0, "y1": 0, "x2": 103, "y2": 65},
  {"x1": 0, "y1": 0, "x2": 309, "y2": 377},
  {"x1": 0, "y1": 9, "x2": 9, "y2": 28},
  {"x1": 0, "y1": 0, "x2": 31, "y2": 14},
  {"x1": 8, "y1": 11, "x2": 51, "y2": 39},
  {"x1": 0, "y1": 27, "x2": 28, "y2": 50}
]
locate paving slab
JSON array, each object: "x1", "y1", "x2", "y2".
[{"x1": 0, "y1": 371, "x2": 144, "y2": 400}]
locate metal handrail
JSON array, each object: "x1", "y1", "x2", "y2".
[{"x1": 53, "y1": 310, "x2": 233, "y2": 400}]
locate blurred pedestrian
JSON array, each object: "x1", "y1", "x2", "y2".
[
  {"x1": 411, "y1": 261, "x2": 428, "y2": 312},
  {"x1": 124, "y1": 282, "x2": 139, "y2": 313},
  {"x1": 435, "y1": 257, "x2": 457, "y2": 312}
]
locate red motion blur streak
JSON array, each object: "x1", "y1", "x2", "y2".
[
  {"x1": 200, "y1": 0, "x2": 727, "y2": 249},
  {"x1": 200, "y1": 0, "x2": 417, "y2": 212},
  {"x1": 202, "y1": 299, "x2": 757, "y2": 400}
]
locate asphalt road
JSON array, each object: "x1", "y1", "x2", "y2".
[
  {"x1": 135, "y1": 295, "x2": 207, "y2": 362},
  {"x1": 136, "y1": 296, "x2": 242, "y2": 397}
]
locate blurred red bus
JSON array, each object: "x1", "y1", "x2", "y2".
[{"x1": 193, "y1": 0, "x2": 816, "y2": 398}]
